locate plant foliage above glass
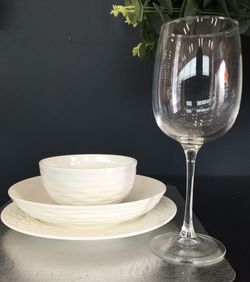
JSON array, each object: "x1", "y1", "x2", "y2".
[{"x1": 111, "y1": 0, "x2": 250, "y2": 58}]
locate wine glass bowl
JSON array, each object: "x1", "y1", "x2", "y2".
[
  {"x1": 151, "y1": 16, "x2": 242, "y2": 265},
  {"x1": 153, "y1": 16, "x2": 242, "y2": 147}
]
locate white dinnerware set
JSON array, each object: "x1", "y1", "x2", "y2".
[{"x1": 1, "y1": 154, "x2": 177, "y2": 240}]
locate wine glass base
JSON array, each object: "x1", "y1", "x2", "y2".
[{"x1": 150, "y1": 232, "x2": 226, "y2": 266}]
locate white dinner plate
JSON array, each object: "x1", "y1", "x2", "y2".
[
  {"x1": 1, "y1": 197, "x2": 176, "y2": 240},
  {"x1": 8, "y1": 175, "x2": 166, "y2": 226}
]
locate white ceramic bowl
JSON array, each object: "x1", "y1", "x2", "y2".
[{"x1": 39, "y1": 154, "x2": 137, "y2": 205}]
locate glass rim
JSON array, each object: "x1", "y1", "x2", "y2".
[{"x1": 161, "y1": 16, "x2": 239, "y2": 38}]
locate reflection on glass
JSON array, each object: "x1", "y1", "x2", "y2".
[{"x1": 180, "y1": 47, "x2": 210, "y2": 115}]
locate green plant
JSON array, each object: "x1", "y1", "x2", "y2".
[{"x1": 111, "y1": 0, "x2": 250, "y2": 58}]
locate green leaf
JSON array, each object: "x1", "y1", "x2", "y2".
[
  {"x1": 141, "y1": 20, "x2": 150, "y2": 42},
  {"x1": 241, "y1": 1, "x2": 250, "y2": 10},
  {"x1": 124, "y1": 0, "x2": 144, "y2": 25},
  {"x1": 184, "y1": 0, "x2": 201, "y2": 16},
  {"x1": 146, "y1": 13, "x2": 160, "y2": 34},
  {"x1": 226, "y1": 0, "x2": 241, "y2": 16},
  {"x1": 140, "y1": 13, "x2": 159, "y2": 45},
  {"x1": 124, "y1": 0, "x2": 132, "y2": 6},
  {"x1": 132, "y1": 0, "x2": 144, "y2": 22},
  {"x1": 243, "y1": 26, "x2": 250, "y2": 36},
  {"x1": 203, "y1": 0, "x2": 214, "y2": 8},
  {"x1": 216, "y1": 0, "x2": 230, "y2": 16},
  {"x1": 239, "y1": 19, "x2": 250, "y2": 33},
  {"x1": 163, "y1": 13, "x2": 171, "y2": 22},
  {"x1": 139, "y1": 43, "x2": 147, "y2": 58},
  {"x1": 180, "y1": 0, "x2": 188, "y2": 17},
  {"x1": 152, "y1": 3, "x2": 165, "y2": 22},
  {"x1": 159, "y1": 0, "x2": 173, "y2": 15}
]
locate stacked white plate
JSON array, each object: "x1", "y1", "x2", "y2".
[{"x1": 1, "y1": 175, "x2": 177, "y2": 240}]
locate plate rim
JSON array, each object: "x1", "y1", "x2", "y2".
[{"x1": 0, "y1": 197, "x2": 177, "y2": 240}]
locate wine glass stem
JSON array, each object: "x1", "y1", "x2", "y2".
[{"x1": 180, "y1": 147, "x2": 200, "y2": 239}]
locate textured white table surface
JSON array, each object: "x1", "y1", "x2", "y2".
[{"x1": 0, "y1": 185, "x2": 235, "y2": 282}]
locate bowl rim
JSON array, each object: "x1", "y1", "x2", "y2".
[{"x1": 39, "y1": 154, "x2": 137, "y2": 171}]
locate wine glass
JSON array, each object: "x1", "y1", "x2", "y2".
[{"x1": 151, "y1": 16, "x2": 242, "y2": 265}]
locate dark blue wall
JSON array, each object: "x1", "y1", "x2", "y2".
[{"x1": 0, "y1": 0, "x2": 249, "y2": 204}]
